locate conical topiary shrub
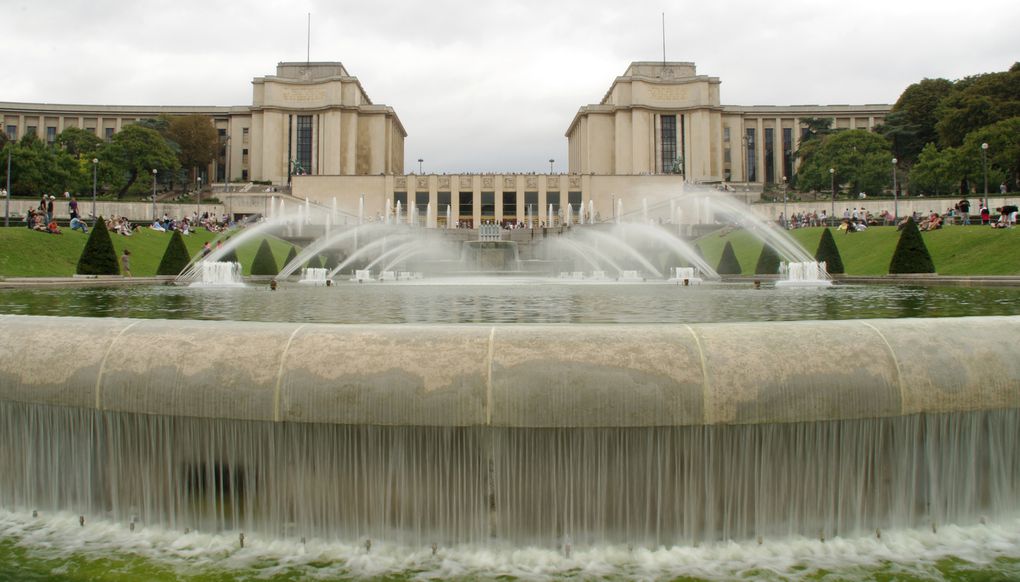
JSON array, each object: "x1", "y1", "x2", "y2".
[
  {"x1": 284, "y1": 245, "x2": 298, "y2": 265},
  {"x1": 250, "y1": 239, "x2": 278, "y2": 276},
  {"x1": 156, "y1": 230, "x2": 191, "y2": 276},
  {"x1": 716, "y1": 241, "x2": 742, "y2": 275},
  {"x1": 814, "y1": 228, "x2": 845, "y2": 274},
  {"x1": 889, "y1": 217, "x2": 936, "y2": 274},
  {"x1": 754, "y1": 244, "x2": 782, "y2": 275},
  {"x1": 220, "y1": 248, "x2": 239, "y2": 264},
  {"x1": 76, "y1": 216, "x2": 119, "y2": 275},
  {"x1": 305, "y1": 254, "x2": 323, "y2": 270}
]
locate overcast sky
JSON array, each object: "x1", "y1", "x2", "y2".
[{"x1": 3, "y1": 0, "x2": 1017, "y2": 174}]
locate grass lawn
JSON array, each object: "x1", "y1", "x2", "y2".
[
  {"x1": 0, "y1": 226, "x2": 297, "y2": 278},
  {"x1": 696, "y1": 225, "x2": 1020, "y2": 276}
]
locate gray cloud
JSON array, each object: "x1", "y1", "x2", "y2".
[{"x1": 2, "y1": 0, "x2": 1017, "y2": 173}]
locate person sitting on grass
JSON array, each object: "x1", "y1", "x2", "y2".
[
  {"x1": 46, "y1": 219, "x2": 62, "y2": 234},
  {"x1": 70, "y1": 216, "x2": 89, "y2": 233}
]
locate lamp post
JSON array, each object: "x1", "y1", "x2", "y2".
[
  {"x1": 549, "y1": 158, "x2": 554, "y2": 173},
  {"x1": 197, "y1": 175, "x2": 202, "y2": 218},
  {"x1": 981, "y1": 142, "x2": 989, "y2": 211},
  {"x1": 5, "y1": 148, "x2": 11, "y2": 227},
  {"x1": 418, "y1": 158, "x2": 423, "y2": 174},
  {"x1": 151, "y1": 169, "x2": 158, "y2": 220},
  {"x1": 782, "y1": 175, "x2": 788, "y2": 228},
  {"x1": 91, "y1": 158, "x2": 98, "y2": 220},
  {"x1": 891, "y1": 158, "x2": 898, "y2": 222},
  {"x1": 829, "y1": 168, "x2": 835, "y2": 225}
]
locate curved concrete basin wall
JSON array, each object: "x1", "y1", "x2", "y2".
[{"x1": 0, "y1": 314, "x2": 1017, "y2": 427}]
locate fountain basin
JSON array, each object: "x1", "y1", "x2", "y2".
[{"x1": 1, "y1": 314, "x2": 1017, "y2": 427}]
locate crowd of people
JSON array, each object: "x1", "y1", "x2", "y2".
[{"x1": 149, "y1": 211, "x2": 232, "y2": 235}]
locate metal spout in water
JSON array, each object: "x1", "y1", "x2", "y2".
[
  {"x1": 78, "y1": 515, "x2": 84, "y2": 527},
  {"x1": 301, "y1": 536, "x2": 306, "y2": 545},
  {"x1": 819, "y1": 531, "x2": 825, "y2": 543},
  {"x1": 239, "y1": 532, "x2": 245, "y2": 548},
  {"x1": 564, "y1": 543, "x2": 572, "y2": 558},
  {"x1": 431, "y1": 542, "x2": 437, "y2": 556},
  {"x1": 184, "y1": 528, "x2": 190, "y2": 535},
  {"x1": 756, "y1": 536, "x2": 763, "y2": 545},
  {"x1": 932, "y1": 522, "x2": 938, "y2": 534},
  {"x1": 876, "y1": 528, "x2": 881, "y2": 539},
  {"x1": 981, "y1": 516, "x2": 988, "y2": 525},
  {"x1": 31, "y1": 510, "x2": 37, "y2": 518},
  {"x1": 129, "y1": 522, "x2": 135, "y2": 532},
  {"x1": 269, "y1": 279, "x2": 277, "y2": 291},
  {"x1": 365, "y1": 539, "x2": 372, "y2": 553}
]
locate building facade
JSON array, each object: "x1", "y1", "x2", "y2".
[
  {"x1": 0, "y1": 62, "x2": 406, "y2": 184},
  {"x1": 3, "y1": 60, "x2": 891, "y2": 226},
  {"x1": 567, "y1": 62, "x2": 890, "y2": 184}
]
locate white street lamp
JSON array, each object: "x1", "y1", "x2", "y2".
[
  {"x1": 91, "y1": 158, "x2": 98, "y2": 219},
  {"x1": 981, "y1": 143, "x2": 989, "y2": 211},
  {"x1": 151, "y1": 169, "x2": 158, "y2": 220},
  {"x1": 892, "y1": 158, "x2": 898, "y2": 221},
  {"x1": 829, "y1": 168, "x2": 835, "y2": 225}
]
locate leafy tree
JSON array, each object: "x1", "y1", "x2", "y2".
[
  {"x1": 167, "y1": 115, "x2": 218, "y2": 180},
  {"x1": 56, "y1": 127, "x2": 103, "y2": 158},
  {"x1": 796, "y1": 130, "x2": 894, "y2": 196},
  {"x1": 889, "y1": 218, "x2": 935, "y2": 274},
  {"x1": 716, "y1": 241, "x2": 742, "y2": 275},
  {"x1": 935, "y1": 68, "x2": 1020, "y2": 147},
  {"x1": 0, "y1": 133, "x2": 87, "y2": 195},
  {"x1": 156, "y1": 230, "x2": 192, "y2": 276},
  {"x1": 250, "y1": 239, "x2": 279, "y2": 276},
  {"x1": 103, "y1": 125, "x2": 179, "y2": 199},
  {"x1": 880, "y1": 78, "x2": 953, "y2": 164},
  {"x1": 754, "y1": 244, "x2": 782, "y2": 275},
  {"x1": 814, "y1": 228, "x2": 845, "y2": 274},
  {"x1": 76, "y1": 216, "x2": 119, "y2": 275},
  {"x1": 909, "y1": 143, "x2": 956, "y2": 196}
]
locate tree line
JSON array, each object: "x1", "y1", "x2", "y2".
[
  {"x1": 0, "y1": 115, "x2": 220, "y2": 199},
  {"x1": 790, "y1": 62, "x2": 1019, "y2": 197}
]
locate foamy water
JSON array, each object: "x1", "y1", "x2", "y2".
[{"x1": 3, "y1": 509, "x2": 1019, "y2": 580}]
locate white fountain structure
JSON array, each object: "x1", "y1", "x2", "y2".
[
  {"x1": 668, "y1": 266, "x2": 703, "y2": 285},
  {"x1": 188, "y1": 261, "x2": 244, "y2": 287},
  {"x1": 298, "y1": 267, "x2": 329, "y2": 286},
  {"x1": 776, "y1": 261, "x2": 833, "y2": 288}
]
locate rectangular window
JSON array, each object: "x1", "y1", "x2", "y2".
[
  {"x1": 782, "y1": 127, "x2": 793, "y2": 184},
  {"x1": 661, "y1": 115, "x2": 677, "y2": 173},
  {"x1": 547, "y1": 191, "x2": 560, "y2": 213},
  {"x1": 104, "y1": 127, "x2": 113, "y2": 140},
  {"x1": 241, "y1": 169, "x2": 249, "y2": 181},
  {"x1": 724, "y1": 148, "x2": 731, "y2": 163},
  {"x1": 568, "y1": 191, "x2": 582, "y2": 214},
  {"x1": 745, "y1": 128, "x2": 756, "y2": 182},
  {"x1": 502, "y1": 192, "x2": 517, "y2": 219},
  {"x1": 242, "y1": 127, "x2": 250, "y2": 144},
  {"x1": 458, "y1": 191, "x2": 473, "y2": 219},
  {"x1": 295, "y1": 115, "x2": 312, "y2": 174},
  {"x1": 46, "y1": 127, "x2": 57, "y2": 144},
  {"x1": 5, "y1": 125, "x2": 15, "y2": 140},
  {"x1": 524, "y1": 192, "x2": 538, "y2": 218},
  {"x1": 723, "y1": 126, "x2": 730, "y2": 142},
  {"x1": 764, "y1": 127, "x2": 775, "y2": 184},
  {"x1": 415, "y1": 191, "x2": 429, "y2": 216},
  {"x1": 438, "y1": 191, "x2": 451, "y2": 226},
  {"x1": 481, "y1": 192, "x2": 495, "y2": 220},
  {"x1": 242, "y1": 148, "x2": 249, "y2": 164},
  {"x1": 393, "y1": 192, "x2": 407, "y2": 210}
]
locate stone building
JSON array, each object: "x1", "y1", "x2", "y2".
[
  {"x1": 0, "y1": 61, "x2": 406, "y2": 184},
  {"x1": 2, "y1": 60, "x2": 890, "y2": 225}
]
